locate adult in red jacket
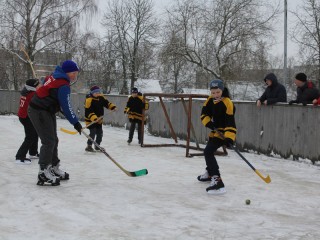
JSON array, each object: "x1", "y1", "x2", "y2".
[
  {"x1": 15, "y1": 79, "x2": 40, "y2": 164},
  {"x1": 28, "y1": 60, "x2": 83, "y2": 186}
]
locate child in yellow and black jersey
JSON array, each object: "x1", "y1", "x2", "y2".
[
  {"x1": 84, "y1": 86, "x2": 117, "y2": 152},
  {"x1": 124, "y1": 87, "x2": 149, "y2": 144},
  {"x1": 197, "y1": 79, "x2": 237, "y2": 195}
]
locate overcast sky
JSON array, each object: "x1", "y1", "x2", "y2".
[{"x1": 90, "y1": 0, "x2": 303, "y2": 59}]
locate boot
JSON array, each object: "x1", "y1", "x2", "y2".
[
  {"x1": 37, "y1": 165, "x2": 60, "y2": 186},
  {"x1": 85, "y1": 145, "x2": 95, "y2": 152},
  {"x1": 206, "y1": 175, "x2": 226, "y2": 194},
  {"x1": 50, "y1": 163, "x2": 69, "y2": 180},
  {"x1": 197, "y1": 170, "x2": 211, "y2": 182}
]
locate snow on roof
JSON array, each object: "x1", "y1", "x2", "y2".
[
  {"x1": 182, "y1": 88, "x2": 210, "y2": 95},
  {"x1": 131, "y1": 79, "x2": 162, "y2": 93}
]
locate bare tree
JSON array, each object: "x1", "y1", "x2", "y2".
[
  {"x1": 102, "y1": 0, "x2": 158, "y2": 94},
  {"x1": 292, "y1": 0, "x2": 320, "y2": 86},
  {"x1": 159, "y1": 30, "x2": 189, "y2": 93},
  {"x1": 0, "y1": 0, "x2": 97, "y2": 89},
  {"x1": 164, "y1": 0, "x2": 279, "y2": 84}
]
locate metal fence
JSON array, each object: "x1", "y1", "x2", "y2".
[{"x1": 1, "y1": 90, "x2": 318, "y2": 163}]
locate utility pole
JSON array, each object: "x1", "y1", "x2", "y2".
[{"x1": 284, "y1": 0, "x2": 288, "y2": 85}]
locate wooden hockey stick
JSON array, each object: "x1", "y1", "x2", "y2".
[
  {"x1": 20, "y1": 44, "x2": 37, "y2": 79},
  {"x1": 81, "y1": 130, "x2": 148, "y2": 177},
  {"x1": 214, "y1": 128, "x2": 271, "y2": 184},
  {"x1": 60, "y1": 116, "x2": 104, "y2": 135}
]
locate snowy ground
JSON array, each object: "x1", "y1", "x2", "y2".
[{"x1": 0, "y1": 115, "x2": 319, "y2": 240}]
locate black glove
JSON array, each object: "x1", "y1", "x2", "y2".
[
  {"x1": 74, "y1": 122, "x2": 83, "y2": 135},
  {"x1": 206, "y1": 121, "x2": 215, "y2": 130},
  {"x1": 224, "y1": 138, "x2": 234, "y2": 148},
  {"x1": 288, "y1": 100, "x2": 297, "y2": 105}
]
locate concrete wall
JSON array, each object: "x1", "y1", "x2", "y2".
[{"x1": 1, "y1": 90, "x2": 318, "y2": 163}]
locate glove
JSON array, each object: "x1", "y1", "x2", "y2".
[
  {"x1": 206, "y1": 121, "x2": 215, "y2": 130},
  {"x1": 288, "y1": 100, "x2": 297, "y2": 105},
  {"x1": 224, "y1": 138, "x2": 234, "y2": 148},
  {"x1": 74, "y1": 122, "x2": 83, "y2": 135}
]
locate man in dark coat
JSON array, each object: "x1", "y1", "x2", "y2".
[
  {"x1": 257, "y1": 73, "x2": 287, "y2": 107},
  {"x1": 289, "y1": 72, "x2": 319, "y2": 106}
]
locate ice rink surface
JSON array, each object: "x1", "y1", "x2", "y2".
[{"x1": 0, "y1": 115, "x2": 319, "y2": 240}]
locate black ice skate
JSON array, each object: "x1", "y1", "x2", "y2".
[
  {"x1": 206, "y1": 175, "x2": 226, "y2": 194},
  {"x1": 85, "y1": 145, "x2": 95, "y2": 152},
  {"x1": 37, "y1": 166, "x2": 60, "y2": 186},
  {"x1": 197, "y1": 171, "x2": 211, "y2": 182},
  {"x1": 95, "y1": 145, "x2": 105, "y2": 151},
  {"x1": 127, "y1": 139, "x2": 132, "y2": 145},
  {"x1": 50, "y1": 163, "x2": 69, "y2": 180}
]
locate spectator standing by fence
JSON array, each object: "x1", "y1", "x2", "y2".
[
  {"x1": 289, "y1": 73, "x2": 319, "y2": 106},
  {"x1": 256, "y1": 73, "x2": 287, "y2": 107}
]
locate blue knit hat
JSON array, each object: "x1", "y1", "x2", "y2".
[
  {"x1": 90, "y1": 85, "x2": 101, "y2": 95},
  {"x1": 209, "y1": 79, "x2": 224, "y2": 90},
  {"x1": 61, "y1": 60, "x2": 79, "y2": 73}
]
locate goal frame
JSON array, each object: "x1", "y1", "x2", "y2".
[{"x1": 140, "y1": 93, "x2": 227, "y2": 157}]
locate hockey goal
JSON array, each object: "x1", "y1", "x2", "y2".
[{"x1": 140, "y1": 93, "x2": 227, "y2": 157}]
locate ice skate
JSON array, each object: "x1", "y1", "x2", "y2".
[
  {"x1": 16, "y1": 157, "x2": 31, "y2": 165},
  {"x1": 127, "y1": 139, "x2": 132, "y2": 145},
  {"x1": 197, "y1": 171, "x2": 211, "y2": 182},
  {"x1": 29, "y1": 153, "x2": 39, "y2": 160},
  {"x1": 37, "y1": 166, "x2": 60, "y2": 186},
  {"x1": 95, "y1": 145, "x2": 105, "y2": 151},
  {"x1": 50, "y1": 163, "x2": 69, "y2": 180},
  {"x1": 85, "y1": 145, "x2": 95, "y2": 152},
  {"x1": 206, "y1": 175, "x2": 226, "y2": 195}
]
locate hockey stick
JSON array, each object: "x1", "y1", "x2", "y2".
[
  {"x1": 81, "y1": 130, "x2": 148, "y2": 177},
  {"x1": 214, "y1": 129, "x2": 271, "y2": 184},
  {"x1": 60, "y1": 116, "x2": 104, "y2": 135},
  {"x1": 20, "y1": 44, "x2": 37, "y2": 79}
]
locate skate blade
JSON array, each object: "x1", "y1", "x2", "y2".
[
  {"x1": 37, "y1": 181, "x2": 60, "y2": 186},
  {"x1": 206, "y1": 187, "x2": 226, "y2": 195}
]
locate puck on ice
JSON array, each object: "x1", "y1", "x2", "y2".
[{"x1": 246, "y1": 199, "x2": 251, "y2": 205}]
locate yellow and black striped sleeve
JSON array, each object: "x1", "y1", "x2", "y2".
[
  {"x1": 138, "y1": 95, "x2": 149, "y2": 110},
  {"x1": 100, "y1": 95, "x2": 116, "y2": 110},
  {"x1": 222, "y1": 98, "x2": 237, "y2": 142},
  {"x1": 200, "y1": 96, "x2": 214, "y2": 129},
  {"x1": 124, "y1": 96, "x2": 132, "y2": 113},
  {"x1": 84, "y1": 97, "x2": 98, "y2": 123}
]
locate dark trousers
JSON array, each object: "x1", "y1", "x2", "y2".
[
  {"x1": 204, "y1": 137, "x2": 224, "y2": 177},
  {"x1": 28, "y1": 106, "x2": 60, "y2": 168},
  {"x1": 15, "y1": 117, "x2": 38, "y2": 159},
  {"x1": 128, "y1": 119, "x2": 141, "y2": 142},
  {"x1": 87, "y1": 124, "x2": 103, "y2": 145}
]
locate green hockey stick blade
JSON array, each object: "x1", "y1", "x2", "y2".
[{"x1": 131, "y1": 169, "x2": 148, "y2": 177}]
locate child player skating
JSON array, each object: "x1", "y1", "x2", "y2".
[
  {"x1": 198, "y1": 79, "x2": 237, "y2": 194},
  {"x1": 15, "y1": 79, "x2": 41, "y2": 164},
  {"x1": 84, "y1": 86, "x2": 117, "y2": 152},
  {"x1": 124, "y1": 87, "x2": 149, "y2": 144}
]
